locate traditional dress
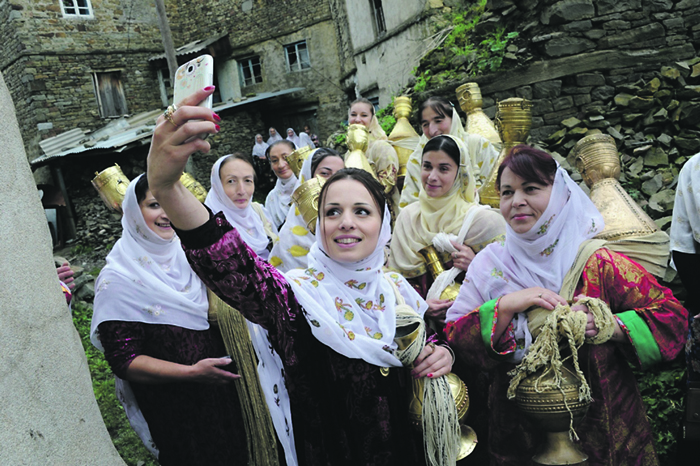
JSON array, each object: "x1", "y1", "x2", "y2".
[
  {"x1": 286, "y1": 128, "x2": 301, "y2": 148},
  {"x1": 267, "y1": 128, "x2": 283, "y2": 145},
  {"x1": 298, "y1": 131, "x2": 315, "y2": 150},
  {"x1": 268, "y1": 150, "x2": 341, "y2": 272},
  {"x1": 398, "y1": 108, "x2": 498, "y2": 212},
  {"x1": 670, "y1": 151, "x2": 700, "y2": 383},
  {"x1": 445, "y1": 166, "x2": 688, "y2": 466},
  {"x1": 176, "y1": 201, "x2": 442, "y2": 465},
  {"x1": 91, "y1": 175, "x2": 248, "y2": 466},
  {"x1": 389, "y1": 134, "x2": 505, "y2": 299},
  {"x1": 265, "y1": 173, "x2": 298, "y2": 230}
]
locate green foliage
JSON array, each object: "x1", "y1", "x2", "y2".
[
  {"x1": 71, "y1": 243, "x2": 94, "y2": 255},
  {"x1": 72, "y1": 300, "x2": 159, "y2": 466},
  {"x1": 413, "y1": 0, "x2": 518, "y2": 93},
  {"x1": 633, "y1": 357, "x2": 686, "y2": 465},
  {"x1": 376, "y1": 103, "x2": 397, "y2": 135}
]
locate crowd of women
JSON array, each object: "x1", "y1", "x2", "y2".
[{"x1": 89, "y1": 84, "x2": 692, "y2": 466}]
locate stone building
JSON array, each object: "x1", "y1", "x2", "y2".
[{"x1": 1, "y1": 0, "x2": 349, "y2": 183}]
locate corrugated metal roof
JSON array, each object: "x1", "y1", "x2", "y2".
[
  {"x1": 30, "y1": 87, "x2": 306, "y2": 168},
  {"x1": 149, "y1": 33, "x2": 229, "y2": 61}
]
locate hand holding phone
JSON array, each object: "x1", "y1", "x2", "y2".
[{"x1": 173, "y1": 55, "x2": 214, "y2": 142}]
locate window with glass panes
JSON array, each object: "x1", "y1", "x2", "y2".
[
  {"x1": 239, "y1": 56, "x2": 263, "y2": 87},
  {"x1": 61, "y1": 0, "x2": 93, "y2": 17},
  {"x1": 284, "y1": 41, "x2": 310, "y2": 72}
]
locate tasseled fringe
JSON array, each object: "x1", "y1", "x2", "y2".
[
  {"x1": 395, "y1": 307, "x2": 460, "y2": 466},
  {"x1": 209, "y1": 290, "x2": 280, "y2": 466}
]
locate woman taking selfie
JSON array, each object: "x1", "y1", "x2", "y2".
[{"x1": 146, "y1": 86, "x2": 457, "y2": 465}]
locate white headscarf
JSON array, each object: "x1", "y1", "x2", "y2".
[
  {"x1": 265, "y1": 173, "x2": 297, "y2": 230},
  {"x1": 399, "y1": 107, "x2": 498, "y2": 211},
  {"x1": 446, "y1": 164, "x2": 604, "y2": 322},
  {"x1": 267, "y1": 127, "x2": 283, "y2": 145},
  {"x1": 252, "y1": 134, "x2": 269, "y2": 159},
  {"x1": 205, "y1": 155, "x2": 271, "y2": 260},
  {"x1": 298, "y1": 131, "x2": 315, "y2": 149},
  {"x1": 286, "y1": 192, "x2": 427, "y2": 366},
  {"x1": 286, "y1": 128, "x2": 301, "y2": 148},
  {"x1": 90, "y1": 174, "x2": 209, "y2": 349},
  {"x1": 670, "y1": 151, "x2": 700, "y2": 258},
  {"x1": 269, "y1": 149, "x2": 344, "y2": 272}
]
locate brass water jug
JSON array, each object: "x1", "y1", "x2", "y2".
[
  {"x1": 389, "y1": 96, "x2": 420, "y2": 191},
  {"x1": 180, "y1": 172, "x2": 207, "y2": 203},
  {"x1": 478, "y1": 98, "x2": 532, "y2": 208},
  {"x1": 417, "y1": 245, "x2": 461, "y2": 302},
  {"x1": 515, "y1": 361, "x2": 590, "y2": 465},
  {"x1": 456, "y1": 83, "x2": 501, "y2": 147},
  {"x1": 92, "y1": 164, "x2": 130, "y2": 213},
  {"x1": 572, "y1": 134, "x2": 658, "y2": 240},
  {"x1": 287, "y1": 145, "x2": 314, "y2": 178},
  {"x1": 291, "y1": 175, "x2": 326, "y2": 235},
  {"x1": 345, "y1": 124, "x2": 377, "y2": 178}
]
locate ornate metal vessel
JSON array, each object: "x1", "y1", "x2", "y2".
[
  {"x1": 395, "y1": 319, "x2": 477, "y2": 460},
  {"x1": 478, "y1": 98, "x2": 532, "y2": 208},
  {"x1": 515, "y1": 362, "x2": 590, "y2": 465},
  {"x1": 572, "y1": 134, "x2": 658, "y2": 240},
  {"x1": 91, "y1": 164, "x2": 130, "y2": 213},
  {"x1": 291, "y1": 175, "x2": 326, "y2": 235},
  {"x1": 287, "y1": 145, "x2": 314, "y2": 178},
  {"x1": 388, "y1": 96, "x2": 419, "y2": 191},
  {"x1": 180, "y1": 172, "x2": 207, "y2": 203},
  {"x1": 418, "y1": 245, "x2": 462, "y2": 302},
  {"x1": 456, "y1": 82, "x2": 501, "y2": 147},
  {"x1": 345, "y1": 124, "x2": 377, "y2": 178}
]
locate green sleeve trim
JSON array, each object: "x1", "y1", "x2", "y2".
[
  {"x1": 616, "y1": 310, "x2": 662, "y2": 369},
  {"x1": 479, "y1": 298, "x2": 511, "y2": 361}
]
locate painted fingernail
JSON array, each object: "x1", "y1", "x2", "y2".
[
  {"x1": 203, "y1": 85, "x2": 215, "y2": 92},
  {"x1": 214, "y1": 124, "x2": 221, "y2": 132},
  {"x1": 428, "y1": 373, "x2": 434, "y2": 378},
  {"x1": 212, "y1": 112, "x2": 221, "y2": 122}
]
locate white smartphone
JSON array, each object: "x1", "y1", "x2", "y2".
[
  {"x1": 173, "y1": 55, "x2": 214, "y2": 142},
  {"x1": 173, "y1": 54, "x2": 214, "y2": 109}
]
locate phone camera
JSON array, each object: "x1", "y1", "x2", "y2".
[{"x1": 187, "y1": 64, "x2": 195, "y2": 74}]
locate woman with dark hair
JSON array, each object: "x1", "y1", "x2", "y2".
[
  {"x1": 389, "y1": 135, "x2": 505, "y2": 325},
  {"x1": 347, "y1": 98, "x2": 401, "y2": 217},
  {"x1": 268, "y1": 147, "x2": 344, "y2": 272},
  {"x1": 445, "y1": 145, "x2": 688, "y2": 465},
  {"x1": 264, "y1": 140, "x2": 298, "y2": 229},
  {"x1": 145, "y1": 88, "x2": 458, "y2": 464},
  {"x1": 399, "y1": 96, "x2": 499, "y2": 212},
  {"x1": 90, "y1": 174, "x2": 249, "y2": 465}
]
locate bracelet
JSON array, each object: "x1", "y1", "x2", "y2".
[{"x1": 439, "y1": 344, "x2": 456, "y2": 365}]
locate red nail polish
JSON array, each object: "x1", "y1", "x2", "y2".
[
  {"x1": 203, "y1": 85, "x2": 215, "y2": 92},
  {"x1": 212, "y1": 112, "x2": 221, "y2": 122},
  {"x1": 427, "y1": 373, "x2": 433, "y2": 378},
  {"x1": 214, "y1": 124, "x2": 220, "y2": 132}
]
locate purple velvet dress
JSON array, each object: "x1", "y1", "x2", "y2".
[
  {"x1": 177, "y1": 211, "x2": 433, "y2": 466},
  {"x1": 98, "y1": 321, "x2": 249, "y2": 466}
]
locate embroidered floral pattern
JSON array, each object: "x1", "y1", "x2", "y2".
[
  {"x1": 335, "y1": 297, "x2": 354, "y2": 321},
  {"x1": 134, "y1": 256, "x2": 152, "y2": 269},
  {"x1": 355, "y1": 294, "x2": 386, "y2": 312},
  {"x1": 491, "y1": 268, "x2": 509, "y2": 282},
  {"x1": 365, "y1": 327, "x2": 383, "y2": 339},
  {"x1": 586, "y1": 218, "x2": 597, "y2": 235},
  {"x1": 538, "y1": 215, "x2": 555, "y2": 235},
  {"x1": 345, "y1": 279, "x2": 367, "y2": 290},
  {"x1": 540, "y1": 239, "x2": 559, "y2": 257}
]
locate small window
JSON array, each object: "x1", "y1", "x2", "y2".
[
  {"x1": 92, "y1": 71, "x2": 128, "y2": 118},
  {"x1": 239, "y1": 56, "x2": 263, "y2": 87},
  {"x1": 61, "y1": 0, "x2": 93, "y2": 18},
  {"x1": 370, "y1": 0, "x2": 386, "y2": 36},
  {"x1": 284, "y1": 41, "x2": 311, "y2": 72}
]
